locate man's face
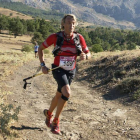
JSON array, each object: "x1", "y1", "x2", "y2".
[{"x1": 63, "y1": 16, "x2": 76, "y2": 33}]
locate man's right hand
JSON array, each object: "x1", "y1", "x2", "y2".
[{"x1": 42, "y1": 66, "x2": 49, "y2": 74}]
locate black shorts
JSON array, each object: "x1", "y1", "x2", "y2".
[
  {"x1": 35, "y1": 51, "x2": 38, "y2": 53},
  {"x1": 52, "y1": 64, "x2": 76, "y2": 93}
]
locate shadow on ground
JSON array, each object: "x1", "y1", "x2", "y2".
[{"x1": 10, "y1": 125, "x2": 43, "y2": 131}]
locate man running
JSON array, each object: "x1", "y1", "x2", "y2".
[{"x1": 38, "y1": 14, "x2": 91, "y2": 134}]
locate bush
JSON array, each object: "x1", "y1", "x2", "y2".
[
  {"x1": 118, "y1": 77, "x2": 140, "y2": 100},
  {"x1": 132, "y1": 90, "x2": 140, "y2": 100},
  {"x1": 0, "y1": 90, "x2": 21, "y2": 139},
  {"x1": 21, "y1": 44, "x2": 34, "y2": 52},
  {"x1": 91, "y1": 44, "x2": 103, "y2": 53},
  {"x1": 127, "y1": 42, "x2": 136, "y2": 50},
  {"x1": 0, "y1": 104, "x2": 21, "y2": 138},
  {"x1": 44, "y1": 49, "x2": 49, "y2": 54},
  {"x1": 31, "y1": 32, "x2": 44, "y2": 46}
]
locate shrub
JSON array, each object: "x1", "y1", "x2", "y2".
[
  {"x1": 114, "y1": 70, "x2": 126, "y2": 78},
  {"x1": 91, "y1": 44, "x2": 103, "y2": 53},
  {"x1": 0, "y1": 104, "x2": 21, "y2": 138},
  {"x1": 127, "y1": 42, "x2": 136, "y2": 50},
  {"x1": 44, "y1": 49, "x2": 49, "y2": 54},
  {"x1": 0, "y1": 91, "x2": 21, "y2": 139},
  {"x1": 31, "y1": 32, "x2": 44, "y2": 46},
  {"x1": 21, "y1": 44, "x2": 34, "y2": 52},
  {"x1": 132, "y1": 90, "x2": 140, "y2": 100},
  {"x1": 118, "y1": 77, "x2": 140, "y2": 100}
]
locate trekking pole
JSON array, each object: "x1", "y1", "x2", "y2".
[{"x1": 23, "y1": 65, "x2": 62, "y2": 89}]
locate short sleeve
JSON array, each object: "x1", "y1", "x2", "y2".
[
  {"x1": 42, "y1": 33, "x2": 57, "y2": 48},
  {"x1": 79, "y1": 34, "x2": 89, "y2": 54}
]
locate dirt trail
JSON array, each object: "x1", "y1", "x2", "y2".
[{"x1": 6, "y1": 57, "x2": 140, "y2": 140}]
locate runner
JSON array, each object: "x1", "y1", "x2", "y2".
[
  {"x1": 34, "y1": 42, "x2": 39, "y2": 58},
  {"x1": 38, "y1": 14, "x2": 91, "y2": 134}
]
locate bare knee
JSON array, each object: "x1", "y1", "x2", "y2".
[{"x1": 61, "y1": 85, "x2": 71, "y2": 98}]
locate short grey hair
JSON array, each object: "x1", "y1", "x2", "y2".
[{"x1": 61, "y1": 14, "x2": 78, "y2": 30}]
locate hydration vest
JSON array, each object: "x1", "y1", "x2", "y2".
[{"x1": 52, "y1": 31, "x2": 82, "y2": 57}]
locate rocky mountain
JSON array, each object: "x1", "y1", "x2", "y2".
[{"x1": 4, "y1": 0, "x2": 140, "y2": 29}]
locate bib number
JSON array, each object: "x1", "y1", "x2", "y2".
[{"x1": 59, "y1": 56, "x2": 75, "y2": 70}]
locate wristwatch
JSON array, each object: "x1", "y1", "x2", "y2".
[{"x1": 40, "y1": 62, "x2": 45, "y2": 67}]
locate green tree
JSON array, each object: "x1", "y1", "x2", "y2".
[
  {"x1": 26, "y1": 20, "x2": 36, "y2": 32},
  {"x1": 102, "y1": 41, "x2": 111, "y2": 51},
  {"x1": 20, "y1": 19, "x2": 27, "y2": 34},
  {"x1": 78, "y1": 28, "x2": 92, "y2": 46},
  {"x1": 109, "y1": 38, "x2": 118, "y2": 47},
  {"x1": 31, "y1": 32, "x2": 44, "y2": 45},
  {"x1": 0, "y1": 15, "x2": 9, "y2": 33},
  {"x1": 34, "y1": 19, "x2": 40, "y2": 31},
  {"x1": 39, "y1": 24, "x2": 50, "y2": 39},
  {"x1": 127, "y1": 41, "x2": 136, "y2": 50},
  {"x1": 112, "y1": 44, "x2": 121, "y2": 51},
  {"x1": 92, "y1": 37, "x2": 101, "y2": 44},
  {"x1": 9, "y1": 18, "x2": 24, "y2": 37},
  {"x1": 91, "y1": 44, "x2": 103, "y2": 53}
]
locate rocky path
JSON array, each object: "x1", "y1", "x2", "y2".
[{"x1": 6, "y1": 57, "x2": 140, "y2": 140}]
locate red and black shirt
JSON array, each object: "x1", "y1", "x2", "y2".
[{"x1": 42, "y1": 31, "x2": 89, "y2": 70}]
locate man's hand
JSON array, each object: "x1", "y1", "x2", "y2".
[
  {"x1": 80, "y1": 51, "x2": 86, "y2": 60},
  {"x1": 42, "y1": 66, "x2": 50, "y2": 74}
]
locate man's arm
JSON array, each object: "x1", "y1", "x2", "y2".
[
  {"x1": 38, "y1": 44, "x2": 46, "y2": 63},
  {"x1": 80, "y1": 51, "x2": 91, "y2": 60},
  {"x1": 38, "y1": 44, "x2": 49, "y2": 74}
]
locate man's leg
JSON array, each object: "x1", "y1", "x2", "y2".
[
  {"x1": 51, "y1": 84, "x2": 70, "y2": 134},
  {"x1": 55, "y1": 84, "x2": 70, "y2": 118},
  {"x1": 44, "y1": 91, "x2": 61, "y2": 127},
  {"x1": 49, "y1": 91, "x2": 62, "y2": 113}
]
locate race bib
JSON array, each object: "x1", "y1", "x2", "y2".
[{"x1": 59, "y1": 56, "x2": 75, "y2": 70}]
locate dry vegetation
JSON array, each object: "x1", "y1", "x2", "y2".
[
  {"x1": 0, "y1": 33, "x2": 34, "y2": 80},
  {"x1": 0, "y1": 33, "x2": 34, "y2": 138},
  {"x1": 77, "y1": 50, "x2": 140, "y2": 107},
  {"x1": 0, "y1": 6, "x2": 140, "y2": 140},
  {"x1": 0, "y1": 7, "x2": 33, "y2": 20},
  {"x1": 0, "y1": 31, "x2": 140, "y2": 139}
]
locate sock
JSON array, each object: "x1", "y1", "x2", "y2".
[{"x1": 53, "y1": 117, "x2": 59, "y2": 122}]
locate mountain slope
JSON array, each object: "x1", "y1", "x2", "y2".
[
  {"x1": 0, "y1": 7, "x2": 33, "y2": 20},
  {"x1": 2, "y1": 0, "x2": 140, "y2": 29}
]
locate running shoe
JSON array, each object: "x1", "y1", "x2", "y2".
[
  {"x1": 43, "y1": 109, "x2": 52, "y2": 128},
  {"x1": 51, "y1": 118, "x2": 60, "y2": 134}
]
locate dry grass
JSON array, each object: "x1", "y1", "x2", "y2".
[
  {"x1": 0, "y1": 32, "x2": 35, "y2": 93},
  {"x1": 77, "y1": 49, "x2": 140, "y2": 104},
  {"x1": 0, "y1": 49, "x2": 34, "y2": 79},
  {"x1": 0, "y1": 32, "x2": 35, "y2": 139},
  {"x1": 0, "y1": 7, "x2": 33, "y2": 20},
  {"x1": 0, "y1": 28, "x2": 140, "y2": 139},
  {"x1": 78, "y1": 21, "x2": 95, "y2": 27},
  {"x1": 0, "y1": 32, "x2": 32, "y2": 51}
]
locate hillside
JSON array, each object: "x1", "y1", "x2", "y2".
[
  {"x1": 0, "y1": 0, "x2": 137, "y2": 29},
  {"x1": 0, "y1": 7, "x2": 95, "y2": 28},
  {"x1": 0, "y1": 7, "x2": 33, "y2": 20},
  {"x1": 1, "y1": 33, "x2": 140, "y2": 140}
]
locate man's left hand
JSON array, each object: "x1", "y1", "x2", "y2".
[{"x1": 80, "y1": 51, "x2": 86, "y2": 60}]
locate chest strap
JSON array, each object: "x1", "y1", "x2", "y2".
[{"x1": 52, "y1": 32, "x2": 82, "y2": 57}]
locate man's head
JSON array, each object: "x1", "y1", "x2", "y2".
[{"x1": 61, "y1": 14, "x2": 78, "y2": 33}]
